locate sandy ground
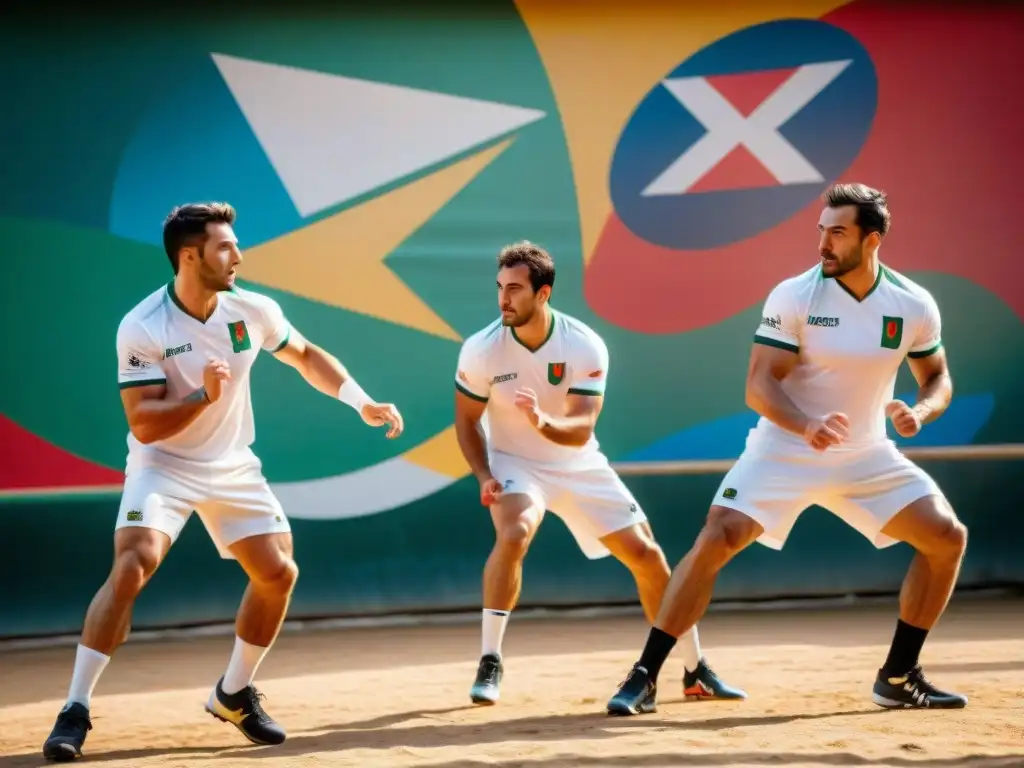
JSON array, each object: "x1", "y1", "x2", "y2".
[{"x1": 0, "y1": 598, "x2": 1021, "y2": 767}]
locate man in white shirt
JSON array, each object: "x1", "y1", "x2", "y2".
[
  {"x1": 607, "y1": 184, "x2": 969, "y2": 716},
  {"x1": 454, "y1": 241, "x2": 745, "y2": 707},
  {"x1": 42, "y1": 202, "x2": 404, "y2": 762}
]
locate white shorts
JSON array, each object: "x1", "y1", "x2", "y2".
[
  {"x1": 713, "y1": 435, "x2": 942, "y2": 550},
  {"x1": 115, "y1": 457, "x2": 290, "y2": 560},
  {"x1": 489, "y1": 451, "x2": 647, "y2": 560}
]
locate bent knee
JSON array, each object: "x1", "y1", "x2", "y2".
[
  {"x1": 611, "y1": 530, "x2": 668, "y2": 574},
  {"x1": 252, "y1": 556, "x2": 300, "y2": 595},
  {"x1": 494, "y1": 517, "x2": 537, "y2": 557},
  {"x1": 931, "y1": 514, "x2": 968, "y2": 559},
  {"x1": 900, "y1": 498, "x2": 968, "y2": 559},
  {"x1": 111, "y1": 548, "x2": 161, "y2": 601},
  {"x1": 697, "y1": 506, "x2": 761, "y2": 563}
]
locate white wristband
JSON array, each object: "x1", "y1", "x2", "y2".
[{"x1": 338, "y1": 379, "x2": 373, "y2": 412}]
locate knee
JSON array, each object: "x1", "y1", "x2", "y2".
[
  {"x1": 933, "y1": 514, "x2": 968, "y2": 560},
  {"x1": 111, "y1": 548, "x2": 160, "y2": 601},
  {"x1": 251, "y1": 555, "x2": 300, "y2": 596},
  {"x1": 494, "y1": 519, "x2": 534, "y2": 559},
  {"x1": 695, "y1": 507, "x2": 760, "y2": 568},
  {"x1": 619, "y1": 534, "x2": 669, "y2": 577}
]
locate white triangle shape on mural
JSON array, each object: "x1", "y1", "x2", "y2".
[{"x1": 211, "y1": 53, "x2": 546, "y2": 218}]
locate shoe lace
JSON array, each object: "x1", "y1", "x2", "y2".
[
  {"x1": 57, "y1": 708, "x2": 93, "y2": 734},
  {"x1": 694, "y1": 660, "x2": 716, "y2": 680},
  {"x1": 478, "y1": 658, "x2": 500, "y2": 685},
  {"x1": 244, "y1": 687, "x2": 273, "y2": 723},
  {"x1": 616, "y1": 663, "x2": 648, "y2": 693},
  {"x1": 906, "y1": 666, "x2": 940, "y2": 695}
]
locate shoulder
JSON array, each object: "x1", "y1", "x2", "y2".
[
  {"x1": 117, "y1": 286, "x2": 167, "y2": 344},
  {"x1": 557, "y1": 312, "x2": 608, "y2": 358},
  {"x1": 223, "y1": 285, "x2": 282, "y2": 317},
  {"x1": 460, "y1": 318, "x2": 504, "y2": 355},
  {"x1": 770, "y1": 265, "x2": 822, "y2": 303},
  {"x1": 880, "y1": 266, "x2": 940, "y2": 315}
]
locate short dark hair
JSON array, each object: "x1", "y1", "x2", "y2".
[
  {"x1": 162, "y1": 202, "x2": 236, "y2": 274},
  {"x1": 496, "y1": 241, "x2": 556, "y2": 292},
  {"x1": 823, "y1": 183, "x2": 891, "y2": 238}
]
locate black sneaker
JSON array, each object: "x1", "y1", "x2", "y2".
[
  {"x1": 872, "y1": 664, "x2": 968, "y2": 709},
  {"x1": 205, "y1": 677, "x2": 287, "y2": 745},
  {"x1": 42, "y1": 702, "x2": 92, "y2": 761},
  {"x1": 469, "y1": 653, "x2": 503, "y2": 705},
  {"x1": 606, "y1": 663, "x2": 657, "y2": 716}
]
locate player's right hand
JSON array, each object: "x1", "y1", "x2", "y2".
[
  {"x1": 803, "y1": 411, "x2": 849, "y2": 451},
  {"x1": 203, "y1": 358, "x2": 232, "y2": 403},
  {"x1": 479, "y1": 476, "x2": 503, "y2": 507}
]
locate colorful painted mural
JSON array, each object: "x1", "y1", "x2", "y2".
[{"x1": 2, "y1": 0, "x2": 1022, "y2": 637}]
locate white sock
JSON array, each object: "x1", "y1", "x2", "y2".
[
  {"x1": 67, "y1": 644, "x2": 110, "y2": 708},
  {"x1": 221, "y1": 636, "x2": 270, "y2": 695},
  {"x1": 481, "y1": 609, "x2": 510, "y2": 658},
  {"x1": 678, "y1": 625, "x2": 702, "y2": 673}
]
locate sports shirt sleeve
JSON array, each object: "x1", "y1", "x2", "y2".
[
  {"x1": 454, "y1": 337, "x2": 490, "y2": 403},
  {"x1": 248, "y1": 292, "x2": 291, "y2": 352},
  {"x1": 753, "y1": 282, "x2": 801, "y2": 353},
  {"x1": 116, "y1": 319, "x2": 167, "y2": 390},
  {"x1": 567, "y1": 332, "x2": 609, "y2": 396},
  {"x1": 908, "y1": 290, "x2": 943, "y2": 359}
]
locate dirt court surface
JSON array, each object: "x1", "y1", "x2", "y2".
[{"x1": 0, "y1": 598, "x2": 1021, "y2": 768}]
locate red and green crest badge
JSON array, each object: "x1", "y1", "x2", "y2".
[
  {"x1": 228, "y1": 320, "x2": 252, "y2": 353},
  {"x1": 880, "y1": 315, "x2": 903, "y2": 349},
  {"x1": 548, "y1": 361, "x2": 566, "y2": 385}
]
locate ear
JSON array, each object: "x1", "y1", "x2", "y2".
[
  {"x1": 864, "y1": 231, "x2": 882, "y2": 250},
  {"x1": 180, "y1": 245, "x2": 200, "y2": 266},
  {"x1": 536, "y1": 285, "x2": 552, "y2": 304}
]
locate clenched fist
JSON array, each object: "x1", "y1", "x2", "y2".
[
  {"x1": 803, "y1": 411, "x2": 850, "y2": 452},
  {"x1": 203, "y1": 358, "x2": 232, "y2": 402},
  {"x1": 886, "y1": 399, "x2": 922, "y2": 438}
]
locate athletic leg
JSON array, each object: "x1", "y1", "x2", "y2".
[
  {"x1": 198, "y1": 468, "x2": 296, "y2": 745},
  {"x1": 826, "y1": 444, "x2": 969, "y2": 708},
  {"x1": 873, "y1": 494, "x2": 968, "y2": 708},
  {"x1": 601, "y1": 520, "x2": 747, "y2": 701},
  {"x1": 204, "y1": 531, "x2": 297, "y2": 744},
  {"x1": 606, "y1": 442, "x2": 814, "y2": 715},
  {"x1": 43, "y1": 471, "x2": 190, "y2": 762},
  {"x1": 600, "y1": 520, "x2": 670, "y2": 623},
  {"x1": 472, "y1": 490, "x2": 545, "y2": 705}
]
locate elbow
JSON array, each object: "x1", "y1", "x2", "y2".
[{"x1": 571, "y1": 425, "x2": 597, "y2": 447}]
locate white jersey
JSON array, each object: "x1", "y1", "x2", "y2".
[
  {"x1": 116, "y1": 282, "x2": 291, "y2": 471},
  {"x1": 752, "y1": 263, "x2": 943, "y2": 450},
  {"x1": 455, "y1": 309, "x2": 610, "y2": 467}
]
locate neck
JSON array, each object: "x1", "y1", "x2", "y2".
[
  {"x1": 835, "y1": 252, "x2": 881, "y2": 300},
  {"x1": 513, "y1": 305, "x2": 553, "y2": 350},
  {"x1": 173, "y1": 272, "x2": 220, "y2": 322}
]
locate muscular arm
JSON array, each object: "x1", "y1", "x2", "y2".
[
  {"x1": 537, "y1": 393, "x2": 603, "y2": 447},
  {"x1": 907, "y1": 348, "x2": 953, "y2": 424},
  {"x1": 745, "y1": 343, "x2": 810, "y2": 437},
  {"x1": 454, "y1": 390, "x2": 492, "y2": 482},
  {"x1": 271, "y1": 327, "x2": 354, "y2": 397},
  {"x1": 121, "y1": 383, "x2": 211, "y2": 445}
]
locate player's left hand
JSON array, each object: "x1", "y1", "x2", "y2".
[
  {"x1": 360, "y1": 402, "x2": 404, "y2": 439},
  {"x1": 513, "y1": 387, "x2": 544, "y2": 429},
  {"x1": 886, "y1": 399, "x2": 922, "y2": 438}
]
